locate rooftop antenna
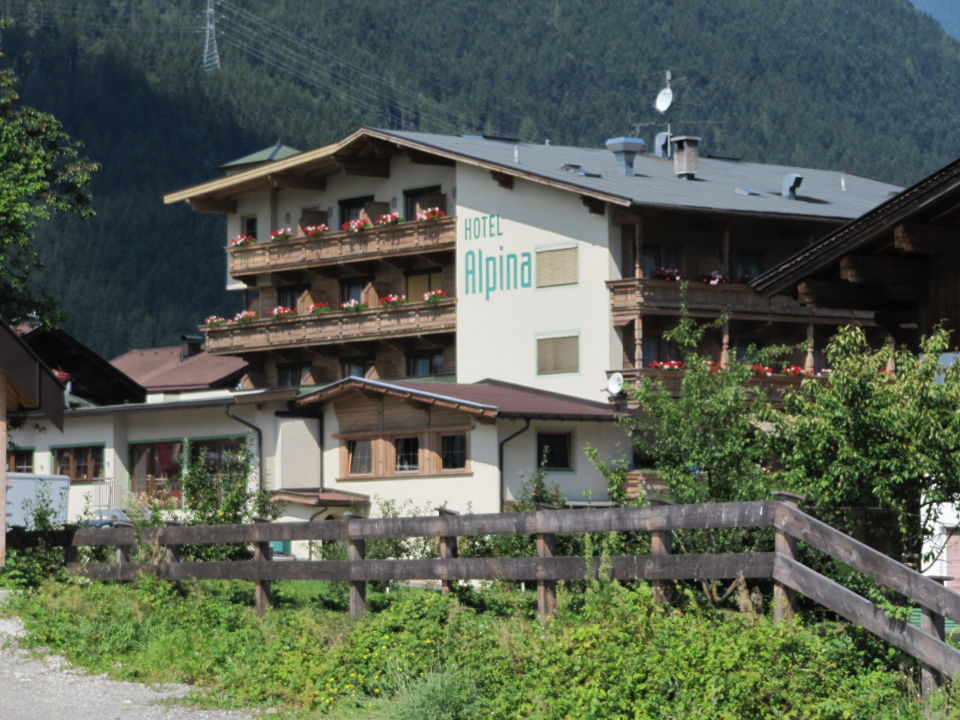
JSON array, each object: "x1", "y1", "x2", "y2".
[
  {"x1": 655, "y1": 70, "x2": 674, "y2": 153},
  {"x1": 202, "y1": 0, "x2": 221, "y2": 72}
]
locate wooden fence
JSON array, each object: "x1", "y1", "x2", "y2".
[{"x1": 26, "y1": 494, "x2": 960, "y2": 696}]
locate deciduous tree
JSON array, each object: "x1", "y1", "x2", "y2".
[{"x1": 0, "y1": 46, "x2": 96, "y2": 325}]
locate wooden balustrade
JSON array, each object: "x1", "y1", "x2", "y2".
[
  {"x1": 22, "y1": 498, "x2": 960, "y2": 695},
  {"x1": 608, "y1": 367, "x2": 812, "y2": 405},
  {"x1": 607, "y1": 278, "x2": 873, "y2": 324},
  {"x1": 228, "y1": 217, "x2": 456, "y2": 276},
  {"x1": 202, "y1": 299, "x2": 456, "y2": 354}
]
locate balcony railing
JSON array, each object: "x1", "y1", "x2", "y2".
[
  {"x1": 608, "y1": 367, "x2": 813, "y2": 405},
  {"x1": 607, "y1": 278, "x2": 871, "y2": 323},
  {"x1": 202, "y1": 299, "x2": 457, "y2": 354},
  {"x1": 229, "y1": 217, "x2": 456, "y2": 276}
]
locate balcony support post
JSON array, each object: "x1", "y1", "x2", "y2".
[
  {"x1": 634, "y1": 219, "x2": 643, "y2": 279},
  {"x1": 721, "y1": 320, "x2": 730, "y2": 367},
  {"x1": 722, "y1": 224, "x2": 731, "y2": 277},
  {"x1": 805, "y1": 324, "x2": 815, "y2": 372},
  {"x1": 634, "y1": 315, "x2": 644, "y2": 370}
]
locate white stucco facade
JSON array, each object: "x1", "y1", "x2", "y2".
[{"x1": 454, "y1": 164, "x2": 622, "y2": 401}]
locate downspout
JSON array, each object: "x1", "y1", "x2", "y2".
[
  {"x1": 315, "y1": 410, "x2": 324, "y2": 491},
  {"x1": 225, "y1": 404, "x2": 264, "y2": 492},
  {"x1": 497, "y1": 418, "x2": 531, "y2": 512}
]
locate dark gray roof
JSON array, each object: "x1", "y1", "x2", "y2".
[{"x1": 379, "y1": 129, "x2": 902, "y2": 221}]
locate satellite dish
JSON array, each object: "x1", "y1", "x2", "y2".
[
  {"x1": 607, "y1": 372, "x2": 625, "y2": 396},
  {"x1": 655, "y1": 87, "x2": 673, "y2": 114}
]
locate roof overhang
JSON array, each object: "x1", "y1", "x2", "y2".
[
  {"x1": 0, "y1": 322, "x2": 64, "y2": 430},
  {"x1": 295, "y1": 377, "x2": 500, "y2": 419},
  {"x1": 164, "y1": 126, "x2": 632, "y2": 211},
  {"x1": 271, "y1": 488, "x2": 370, "y2": 508},
  {"x1": 751, "y1": 156, "x2": 960, "y2": 296}
]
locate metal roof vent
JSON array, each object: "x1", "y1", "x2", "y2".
[
  {"x1": 654, "y1": 131, "x2": 672, "y2": 158},
  {"x1": 604, "y1": 137, "x2": 645, "y2": 176},
  {"x1": 671, "y1": 136, "x2": 700, "y2": 179},
  {"x1": 782, "y1": 173, "x2": 803, "y2": 200}
]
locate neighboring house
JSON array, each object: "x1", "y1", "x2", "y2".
[
  {"x1": 0, "y1": 321, "x2": 64, "y2": 563},
  {"x1": 751, "y1": 154, "x2": 960, "y2": 587}
]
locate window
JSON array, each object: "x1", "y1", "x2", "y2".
[
  {"x1": 440, "y1": 434, "x2": 467, "y2": 470},
  {"x1": 278, "y1": 362, "x2": 312, "y2": 387},
  {"x1": 733, "y1": 252, "x2": 762, "y2": 282},
  {"x1": 642, "y1": 245, "x2": 681, "y2": 276},
  {"x1": 277, "y1": 284, "x2": 309, "y2": 311},
  {"x1": 394, "y1": 437, "x2": 420, "y2": 471},
  {"x1": 641, "y1": 336, "x2": 661, "y2": 366},
  {"x1": 131, "y1": 441, "x2": 182, "y2": 498},
  {"x1": 407, "y1": 351, "x2": 444, "y2": 377},
  {"x1": 340, "y1": 430, "x2": 470, "y2": 478},
  {"x1": 7, "y1": 449, "x2": 33, "y2": 473},
  {"x1": 537, "y1": 335, "x2": 579, "y2": 374},
  {"x1": 54, "y1": 446, "x2": 104, "y2": 483},
  {"x1": 536, "y1": 247, "x2": 578, "y2": 287},
  {"x1": 242, "y1": 215, "x2": 258, "y2": 239},
  {"x1": 406, "y1": 269, "x2": 443, "y2": 300},
  {"x1": 191, "y1": 437, "x2": 245, "y2": 475},
  {"x1": 339, "y1": 195, "x2": 374, "y2": 225},
  {"x1": 348, "y1": 440, "x2": 372, "y2": 474},
  {"x1": 342, "y1": 357, "x2": 375, "y2": 379},
  {"x1": 340, "y1": 277, "x2": 372, "y2": 305},
  {"x1": 404, "y1": 185, "x2": 443, "y2": 219},
  {"x1": 537, "y1": 432, "x2": 572, "y2": 470}
]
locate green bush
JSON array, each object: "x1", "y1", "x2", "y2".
[{"x1": 4, "y1": 576, "x2": 932, "y2": 719}]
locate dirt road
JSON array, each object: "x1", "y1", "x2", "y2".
[{"x1": 0, "y1": 592, "x2": 260, "y2": 720}]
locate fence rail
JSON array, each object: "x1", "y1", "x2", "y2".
[{"x1": 19, "y1": 497, "x2": 960, "y2": 694}]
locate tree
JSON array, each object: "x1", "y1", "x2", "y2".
[
  {"x1": 775, "y1": 324, "x2": 960, "y2": 569},
  {"x1": 177, "y1": 439, "x2": 274, "y2": 560},
  {"x1": 0, "y1": 43, "x2": 97, "y2": 325},
  {"x1": 622, "y1": 304, "x2": 786, "y2": 507}
]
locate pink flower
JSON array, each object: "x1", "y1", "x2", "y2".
[
  {"x1": 229, "y1": 233, "x2": 255, "y2": 247},
  {"x1": 270, "y1": 306, "x2": 294, "y2": 319},
  {"x1": 416, "y1": 207, "x2": 446, "y2": 222},
  {"x1": 422, "y1": 289, "x2": 448, "y2": 303},
  {"x1": 342, "y1": 218, "x2": 372, "y2": 233}
]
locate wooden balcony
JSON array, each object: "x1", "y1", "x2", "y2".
[
  {"x1": 608, "y1": 367, "x2": 812, "y2": 405},
  {"x1": 202, "y1": 299, "x2": 456, "y2": 354},
  {"x1": 607, "y1": 278, "x2": 872, "y2": 324},
  {"x1": 229, "y1": 217, "x2": 456, "y2": 277}
]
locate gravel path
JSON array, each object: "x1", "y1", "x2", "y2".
[{"x1": 0, "y1": 591, "x2": 262, "y2": 720}]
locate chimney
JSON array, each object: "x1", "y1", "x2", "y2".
[
  {"x1": 605, "y1": 137, "x2": 645, "y2": 176},
  {"x1": 671, "y1": 136, "x2": 700, "y2": 179},
  {"x1": 782, "y1": 173, "x2": 803, "y2": 200},
  {"x1": 180, "y1": 334, "x2": 203, "y2": 360}
]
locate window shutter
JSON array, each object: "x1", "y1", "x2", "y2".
[
  {"x1": 537, "y1": 336, "x2": 579, "y2": 374},
  {"x1": 361, "y1": 201, "x2": 390, "y2": 222},
  {"x1": 536, "y1": 247, "x2": 578, "y2": 287},
  {"x1": 298, "y1": 208, "x2": 327, "y2": 232}
]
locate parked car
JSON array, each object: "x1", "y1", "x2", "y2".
[{"x1": 83, "y1": 508, "x2": 133, "y2": 528}]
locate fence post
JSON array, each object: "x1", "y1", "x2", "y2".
[
  {"x1": 437, "y1": 507, "x2": 459, "y2": 593},
  {"x1": 921, "y1": 574, "x2": 951, "y2": 702},
  {"x1": 772, "y1": 491, "x2": 802, "y2": 622},
  {"x1": 253, "y1": 517, "x2": 273, "y2": 617},
  {"x1": 649, "y1": 498, "x2": 673, "y2": 605},
  {"x1": 535, "y1": 509, "x2": 557, "y2": 620},
  {"x1": 346, "y1": 515, "x2": 366, "y2": 619}
]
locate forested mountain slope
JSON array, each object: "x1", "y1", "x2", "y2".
[{"x1": 2, "y1": 0, "x2": 960, "y2": 356}]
